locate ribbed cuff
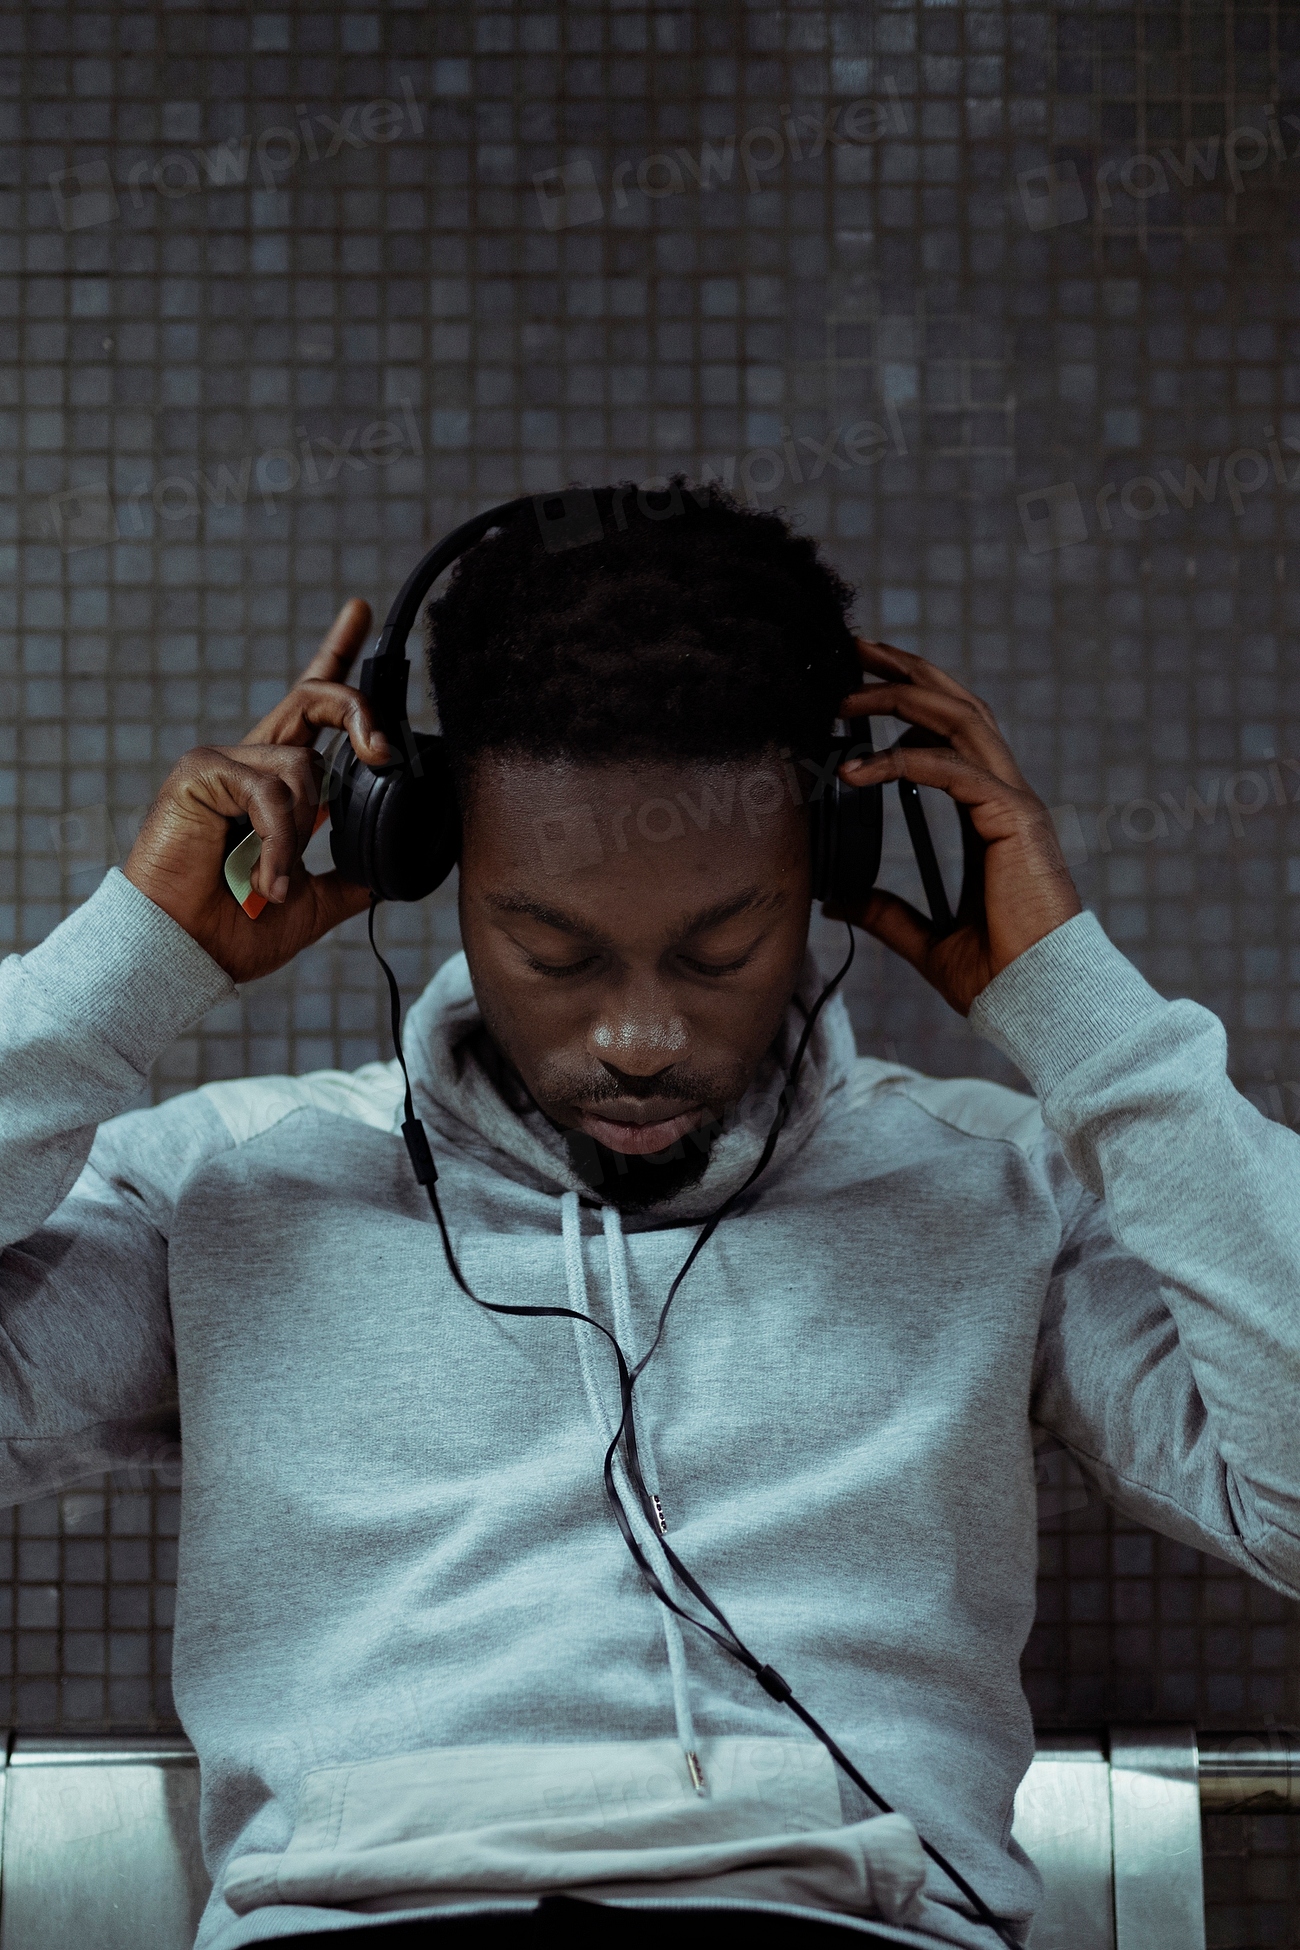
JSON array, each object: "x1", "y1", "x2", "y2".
[
  {"x1": 968, "y1": 910, "x2": 1166, "y2": 1103},
  {"x1": 17, "y1": 868, "x2": 236, "y2": 1074}
]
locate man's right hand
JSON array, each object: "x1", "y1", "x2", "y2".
[{"x1": 124, "y1": 599, "x2": 391, "y2": 985}]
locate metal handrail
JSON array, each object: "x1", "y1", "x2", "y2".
[
  {"x1": 1197, "y1": 1730, "x2": 1300, "y2": 1811},
  {"x1": 4, "y1": 1727, "x2": 1300, "y2": 1798}
]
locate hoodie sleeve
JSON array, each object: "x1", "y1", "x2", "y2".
[
  {"x1": 0, "y1": 870, "x2": 236, "y2": 1503},
  {"x1": 970, "y1": 911, "x2": 1300, "y2": 1595}
]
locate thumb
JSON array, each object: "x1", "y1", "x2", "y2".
[{"x1": 305, "y1": 868, "x2": 374, "y2": 940}]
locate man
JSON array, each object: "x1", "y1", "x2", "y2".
[{"x1": 2, "y1": 486, "x2": 1298, "y2": 1950}]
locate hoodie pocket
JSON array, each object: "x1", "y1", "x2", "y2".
[{"x1": 221, "y1": 1735, "x2": 927, "y2": 1927}]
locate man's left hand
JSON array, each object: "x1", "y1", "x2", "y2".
[{"x1": 822, "y1": 638, "x2": 1082, "y2": 1016}]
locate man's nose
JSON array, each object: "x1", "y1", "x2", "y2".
[{"x1": 589, "y1": 1008, "x2": 689, "y2": 1080}]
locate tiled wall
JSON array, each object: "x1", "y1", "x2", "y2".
[{"x1": 1, "y1": 2, "x2": 1298, "y2": 1941}]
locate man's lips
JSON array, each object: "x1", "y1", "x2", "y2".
[{"x1": 573, "y1": 1105, "x2": 707, "y2": 1156}]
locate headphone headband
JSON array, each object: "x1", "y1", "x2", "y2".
[
  {"x1": 370, "y1": 495, "x2": 534, "y2": 662},
  {"x1": 358, "y1": 495, "x2": 533, "y2": 737}
]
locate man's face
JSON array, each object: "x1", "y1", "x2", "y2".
[{"x1": 458, "y1": 751, "x2": 811, "y2": 1201}]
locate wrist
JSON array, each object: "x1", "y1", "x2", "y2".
[
  {"x1": 969, "y1": 910, "x2": 1164, "y2": 1101},
  {"x1": 985, "y1": 887, "x2": 1084, "y2": 989},
  {"x1": 18, "y1": 870, "x2": 237, "y2": 1072}
]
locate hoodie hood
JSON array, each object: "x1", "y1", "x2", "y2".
[{"x1": 402, "y1": 948, "x2": 858, "y2": 1227}]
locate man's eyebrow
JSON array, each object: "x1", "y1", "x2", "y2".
[
  {"x1": 487, "y1": 886, "x2": 782, "y2": 941},
  {"x1": 676, "y1": 886, "x2": 784, "y2": 936},
  {"x1": 487, "y1": 893, "x2": 611, "y2": 940}
]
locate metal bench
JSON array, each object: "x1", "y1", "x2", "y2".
[
  {"x1": 0, "y1": 1727, "x2": 1295, "y2": 1949},
  {"x1": 1016, "y1": 1726, "x2": 1300, "y2": 1949}
]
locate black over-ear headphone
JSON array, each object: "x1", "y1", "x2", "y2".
[{"x1": 323, "y1": 493, "x2": 954, "y2": 928}]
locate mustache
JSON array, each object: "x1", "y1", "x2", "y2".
[{"x1": 553, "y1": 1067, "x2": 724, "y2": 1108}]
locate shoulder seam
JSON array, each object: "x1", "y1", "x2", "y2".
[
  {"x1": 197, "y1": 1063, "x2": 405, "y2": 1149},
  {"x1": 849, "y1": 1060, "x2": 1043, "y2": 1155}
]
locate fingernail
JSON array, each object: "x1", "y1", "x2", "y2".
[{"x1": 270, "y1": 874, "x2": 289, "y2": 902}]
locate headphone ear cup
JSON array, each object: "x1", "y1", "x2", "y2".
[
  {"x1": 809, "y1": 772, "x2": 883, "y2": 908},
  {"x1": 329, "y1": 732, "x2": 460, "y2": 902}
]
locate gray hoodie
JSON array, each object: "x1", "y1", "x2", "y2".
[{"x1": 3, "y1": 867, "x2": 1300, "y2": 1950}]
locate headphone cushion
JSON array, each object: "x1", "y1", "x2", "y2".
[
  {"x1": 329, "y1": 733, "x2": 460, "y2": 902},
  {"x1": 810, "y1": 774, "x2": 883, "y2": 908}
]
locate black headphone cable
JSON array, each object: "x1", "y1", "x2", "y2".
[{"x1": 367, "y1": 902, "x2": 1019, "y2": 1950}]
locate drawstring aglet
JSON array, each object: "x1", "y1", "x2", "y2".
[{"x1": 685, "y1": 1750, "x2": 707, "y2": 1796}]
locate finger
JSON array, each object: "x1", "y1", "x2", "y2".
[
  {"x1": 838, "y1": 737, "x2": 1021, "y2": 815},
  {"x1": 853, "y1": 637, "x2": 997, "y2": 716},
  {"x1": 243, "y1": 775, "x2": 304, "y2": 903},
  {"x1": 823, "y1": 886, "x2": 939, "y2": 971},
  {"x1": 845, "y1": 744, "x2": 1044, "y2": 854},
  {"x1": 299, "y1": 598, "x2": 373, "y2": 685},
  {"x1": 241, "y1": 677, "x2": 391, "y2": 765},
  {"x1": 215, "y1": 743, "x2": 324, "y2": 851},
  {"x1": 173, "y1": 754, "x2": 304, "y2": 904},
  {"x1": 838, "y1": 682, "x2": 1026, "y2": 787}
]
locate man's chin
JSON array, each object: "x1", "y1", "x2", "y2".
[{"x1": 562, "y1": 1118, "x2": 722, "y2": 1212}]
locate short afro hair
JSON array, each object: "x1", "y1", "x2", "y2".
[{"x1": 422, "y1": 479, "x2": 860, "y2": 777}]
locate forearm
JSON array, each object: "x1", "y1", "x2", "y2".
[
  {"x1": 0, "y1": 869, "x2": 234, "y2": 1246},
  {"x1": 973, "y1": 913, "x2": 1300, "y2": 1545}
]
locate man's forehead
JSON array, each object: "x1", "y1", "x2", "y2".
[
  {"x1": 461, "y1": 751, "x2": 806, "y2": 895},
  {"x1": 463, "y1": 750, "x2": 773, "y2": 805}
]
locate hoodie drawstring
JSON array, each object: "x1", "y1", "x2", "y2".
[{"x1": 560, "y1": 1191, "x2": 707, "y2": 1795}]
